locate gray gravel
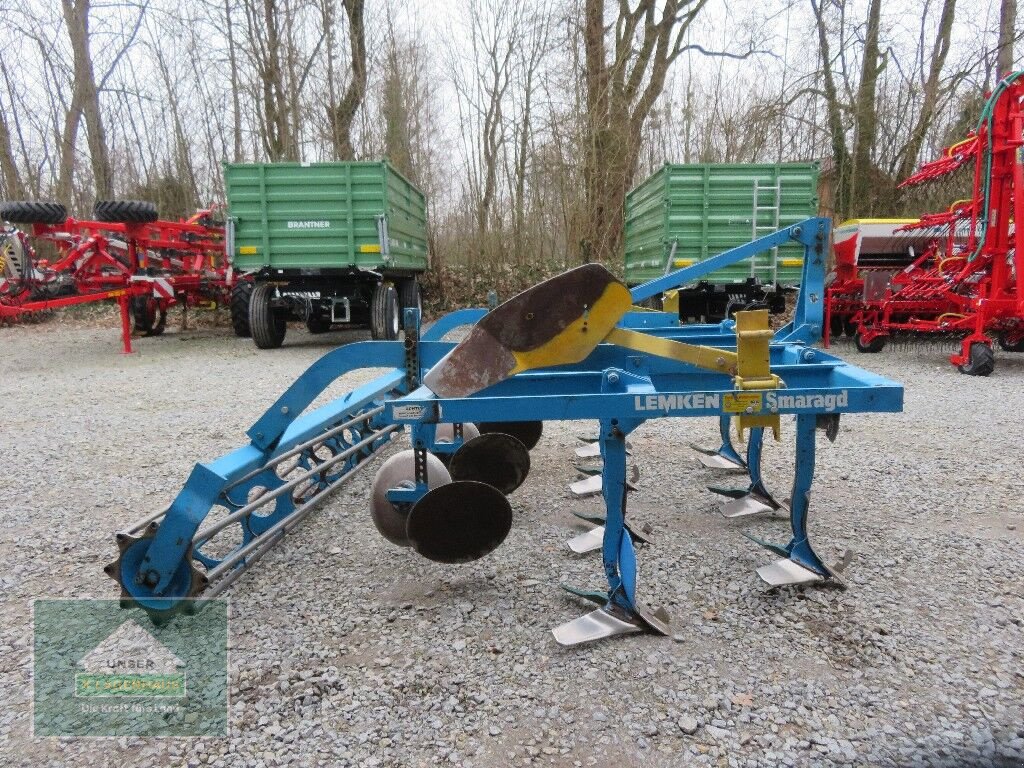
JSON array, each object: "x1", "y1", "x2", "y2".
[{"x1": 1, "y1": 322, "x2": 1022, "y2": 767}]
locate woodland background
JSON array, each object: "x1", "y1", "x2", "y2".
[{"x1": 0, "y1": 0, "x2": 1019, "y2": 303}]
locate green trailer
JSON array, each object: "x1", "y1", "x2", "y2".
[
  {"x1": 624, "y1": 162, "x2": 819, "y2": 321},
  {"x1": 225, "y1": 161, "x2": 429, "y2": 348}
]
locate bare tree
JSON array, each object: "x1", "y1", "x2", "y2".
[
  {"x1": 996, "y1": 0, "x2": 1017, "y2": 78},
  {"x1": 579, "y1": 0, "x2": 757, "y2": 263},
  {"x1": 329, "y1": 0, "x2": 366, "y2": 160}
]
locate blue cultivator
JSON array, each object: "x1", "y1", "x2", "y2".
[{"x1": 107, "y1": 218, "x2": 903, "y2": 644}]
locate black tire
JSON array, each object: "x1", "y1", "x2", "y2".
[
  {"x1": 842, "y1": 317, "x2": 857, "y2": 337},
  {"x1": 93, "y1": 200, "x2": 159, "y2": 224},
  {"x1": 249, "y1": 283, "x2": 286, "y2": 349},
  {"x1": 371, "y1": 283, "x2": 400, "y2": 340},
  {"x1": 829, "y1": 314, "x2": 843, "y2": 340},
  {"x1": 397, "y1": 278, "x2": 422, "y2": 328},
  {"x1": 306, "y1": 314, "x2": 332, "y2": 334},
  {"x1": 230, "y1": 280, "x2": 252, "y2": 338},
  {"x1": 957, "y1": 342, "x2": 995, "y2": 376},
  {"x1": 131, "y1": 295, "x2": 167, "y2": 337},
  {"x1": 0, "y1": 201, "x2": 67, "y2": 225},
  {"x1": 855, "y1": 332, "x2": 886, "y2": 353},
  {"x1": 997, "y1": 331, "x2": 1024, "y2": 352}
]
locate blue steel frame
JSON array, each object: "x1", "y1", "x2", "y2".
[{"x1": 112, "y1": 218, "x2": 903, "y2": 627}]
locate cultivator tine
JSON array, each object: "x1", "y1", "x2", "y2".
[
  {"x1": 567, "y1": 525, "x2": 605, "y2": 553},
  {"x1": 706, "y1": 427, "x2": 785, "y2": 518},
  {"x1": 569, "y1": 464, "x2": 639, "y2": 498},
  {"x1": 750, "y1": 414, "x2": 848, "y2": 589},
  {"x1": 691, "y1": 416, "x2": 747, "y2": 471},
  {"x1": 575, "y1": 438, "x2": 631, "y2": 459},
  {"x1": 554, "y1": 419, "x2": 671, "y2": 645},
  {"x1": 560, "y1": 583, "x2": 609, "y2": 605}
]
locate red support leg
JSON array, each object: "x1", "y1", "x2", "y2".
[{"x1": 118, "y1": 295, "x2": 134, "y2": 354}]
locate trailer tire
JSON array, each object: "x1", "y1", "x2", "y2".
[
  {"x1": 131, "y1": 295, "x2": 167, "y2": 337},
  {"x1": 397, "y1": 278, "x2": 422, "y2": 328},
  {"x1": 0, "y1": 201, "x2": 68, "y2": 225},
  {"x1": 855, "y1": 333, "x2": 886, "y2": 353},
  {"x1": 306, "y1": 315, "x2": 332, "y2": 334},
  {"x1": 371, "y1": 283, "x2": 399, "y2": 340},
  {"x1": 842, "y1": 317, "x2": 857, "y2": 337},
  {"x1": 957, "y1": 342, "x2": 995, "y2": 376},
  {"x1": 829, "y1": 315, "x2": 843, "y2": 340},
  {"x1": 93, "y1": 200, "x2": 159, "y2": 224},
  {"x1": 997, "y1": 331, "x2": 1024, "y2": 352},
  {"x1": 230, "y1": 280, "x2": 253, "y2": 337},
  {"x1": 250, "y1": 283, "x2": 286, "y2": 349}
]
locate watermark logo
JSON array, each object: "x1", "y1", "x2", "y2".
[{"x1": 34, "y1": 599, "x2": 227, "y2": 737}]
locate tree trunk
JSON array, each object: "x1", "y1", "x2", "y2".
[
  {"x1": 896, "y1": 0, "x2": 957, "y2": 181},
  {"x1": 849, "y1": 0, "x2": 883, "y2": 216},
  {"x1": 811, "y1": 0, "x2": 852, "y2": 217},
  {"x1": 61, "y1": 0, "x2": 112, "y2": 200},
  {"x1": 997, "y1": 0, "x2": 1017, "y2": 79},
  {"x1": 330, "y1": 0, "x2": 366, "y2": 160},
  {"x1": 0, "y1": 99, "x2": 24, "y2": 200}
]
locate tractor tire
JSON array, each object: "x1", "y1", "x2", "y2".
[
  {"x1": 855, "y1": 332, "x2": 886, "y2": 353},
  {"x1": 0, "y1": 201, "x2": 67, "y2": 225},
  {"x1": 829, "y1": 315, "x2": 843, "y2": 340},
  {"x1": 397, "y1": 278, "x2": 422, "y2": 328},
  {"x1": 306, "y1": 314, "x2": 332, "y2": 334},
  {"x1": 997, "y1": 331, "x2": 1024, "y2": 352},
  {"x1": 230, "y1": 280, "x2": 253, "y2": 337},
  {"x1": 249, "y1": 283, "x2": 286, "y2": 349},
  {"x1": 131, "y1": 295, "x2": 167, "y2": 337},
  {"x1": 93, "y1": 200, "x2": 159, "y2": 224},
  {"x1": 957, "y1": 342, "x2": 995, "y2": 376},
  {"x1": 842, "y1": 316, "x2": 857, "y2": 337},
  {"x1": 370, "y1": 283, "x2": 400, "y2": 340}
]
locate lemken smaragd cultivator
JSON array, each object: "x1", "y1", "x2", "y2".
[
  {"x1": 0, "y1": 199, "x2": 229, "y2": 351},
  {"x1": 825, "y1": 70, "x2": 1024, "y2": 375},
  {"x1": 105, "y1": 218, "x2": 903, "y2": 645}
]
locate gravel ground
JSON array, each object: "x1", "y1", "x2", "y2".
[{"x1": 1, "y1": 320, "x2": 1022, "y2": 767}]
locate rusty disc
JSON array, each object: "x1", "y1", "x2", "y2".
[
  {"x1": 406, "y1": 480, "x2": 512, "y2": 563},
  {"x1": 449, "y1": 433, "x2": 530, "y2": 494},
  {"x1": 476, "y1": 420, "x2": 543, "y2": 450}
]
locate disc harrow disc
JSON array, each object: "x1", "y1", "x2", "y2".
[
  {"x1": 449, "y1": 433, "x2": 530, "y2": 494},
  {"x1": 406, "y1": 480, "x2": 513, "y2": 563},
  {"x1": 370, "y1": 449, "x2": 451, "y2": 546},
  {"x1": 477, "y1": 420, "x2": 543, "y2": 450}
]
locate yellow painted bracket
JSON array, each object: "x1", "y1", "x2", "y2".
[
  {"x1": 605, "y1": 327, "x2": 737, "y2": 375},
  {"x1": 733, "y1": 309, "x2": 781, "y2": 440},
  {"x1": 606, "y1": 310, "x2": 783, "y2": 439}
]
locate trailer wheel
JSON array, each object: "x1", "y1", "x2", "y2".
[
  {"x1": 306, "y1": 315, "x2": 332, "y2": 334},
  {"x1": 957, "y1": 342, "x2": 995, "y2": 376},
  {"x1": 250, "y1": 283, "x2": 286, "y2": 349},
  {"x1": 842, "y1": 317, "x2": 857, "y2": 337},
  {"x1": 997, "y1": 331, "x2": 1024, "y2": 352},
  {"x1": 93, "y1": 200, "x2": 159, "y2": 224},
  {"x1": 230, "y1": 280, "x2": 252, "y2": 337},
  {"x1": 0, "y1": 201, "x2": 68, "y2": 225},
  {"x1": 371, "y1": 283, "x2": 400, "y2": 340},
  {"x1": 855, "y1": 332, "x2": 886, "y2": 353},
  {"x1": 131, "y1": 295, "x2": 167, "y2": 337},
  {"x1": 397, "y1": 278, "x2": 422, "y2": 328},
  {"x1": 829, "y1": 315, "x2": 843, "y2": 340}
]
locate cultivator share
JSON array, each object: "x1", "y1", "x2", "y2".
[
  {"x1": 825, "y1": 69, "x2": 1024, "y2": 375},
  {"x1": 106, "y1": 217, "x2": 902, "y2": 645},
  {"x1": 0, "y1": 199, "x2": 228, "y2": 351}
]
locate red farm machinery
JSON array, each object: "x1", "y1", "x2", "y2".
[
  {"x1": 0, "y1": 199, "x2": 230, "y2": 352},
  {"x1": 825, "y1": 70, "x2": 1024, "y2": 375}
]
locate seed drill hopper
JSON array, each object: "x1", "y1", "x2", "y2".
[{"x1": 106, "y1": 217, "x2": 903, "y2": 645}]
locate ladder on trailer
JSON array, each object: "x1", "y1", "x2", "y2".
[{"x1": 752, "y1": 179, "x2": 782, "y2": 284}]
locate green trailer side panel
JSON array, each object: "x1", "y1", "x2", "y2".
[
  {"x1": 225, "y1": 161, "x2": 428, "y2": 272},
  {"x1": 624, "y1": 162, "x2": 819, "y2": 287}
]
